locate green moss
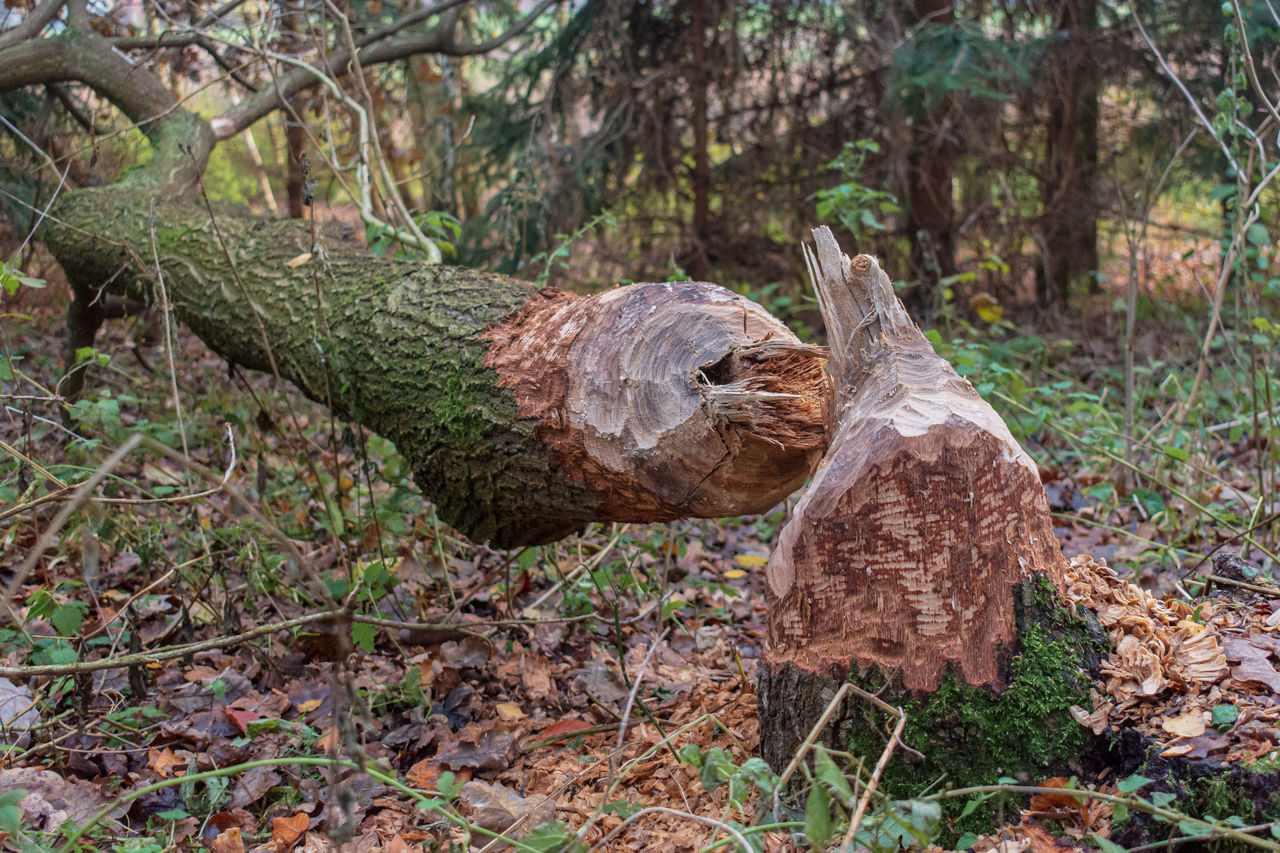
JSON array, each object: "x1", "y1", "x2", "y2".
[
  {"x1": 1194, "y1": 776, "x2": 1257, "y2": 822},
  {"x1": 1243, "y1": 751, "x2": 1280, "y2": 775},
  {"x1": 842, "y1": 577, "x2": 1107, "y2": 837}
]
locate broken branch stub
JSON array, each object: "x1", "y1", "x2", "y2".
[{"x1": 760, "y1": 227, "x2": 1067, "y2": 767}]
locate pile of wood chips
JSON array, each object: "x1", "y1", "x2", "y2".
[{"x1": 1062, "y1": 555, "x2": 1280, "y2": 762}]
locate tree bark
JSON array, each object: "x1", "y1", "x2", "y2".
[
  {"x1": 687, "y1": 0, "x2": 711, "y2": 281},
  {"x1": 3, "y1": 27, "x2": 829, "y2": 548},
  {"x1": 1037, "y1": 0, "x2": 1099, "y2": 307},
  {"x1": 758, "y1": 227, "x2": 1097, "y2": 800},
  {"x1": 904, "y1": 0, "x2": 957, "y2": 316},
  {"x1": 44, "y1": 185, "x2": 828, "y2": 547}
]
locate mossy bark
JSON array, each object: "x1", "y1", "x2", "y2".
[
  {"x1": 762, "y1": 578, "x2": 1110, "y2": 837},
  {"x1": 48, "y1": 187, "x2": 593, "y2": 546},
  {"x1": 45, "y1": 186, "x2": 828, "y2": 547}
]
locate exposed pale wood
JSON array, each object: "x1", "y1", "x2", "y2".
[
  {"x1": 763, "y1": 226, "x2": 1065, "y2": 694},
  {"x1": 483, "y1": 283, "x2": 829, "y2": 523}
]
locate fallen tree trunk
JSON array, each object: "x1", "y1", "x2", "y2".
[{"x1": 45, "y1": 184, "x2": 827, "y2": 547}]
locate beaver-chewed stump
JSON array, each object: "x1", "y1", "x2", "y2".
[{"x1": 757, "y1": 227, "x2": 1280, "y2": 840}]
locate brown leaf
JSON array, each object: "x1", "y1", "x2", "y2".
[
  {"x1": 539, "y1": 718, "x2": 591, "y2": 741},
  {"x1": 212, "y1": 828, "x2": 245, "y2": 853},
  {"x1": 383, "y1": 835, "x2": 416, "y2": 853},
  {"x1": 435, "y1": 722, "x2": 519, "y2": 773},
  {"x1": 1223, "y1": 637, "x2": 1280, "y2": 691},
  {"x1": 1161, "y1": 710, "x2": 1206, "y2": 738},
  {"x1": 272, "y1": 812, "x2": 311, "y2": 852},
  {"x1": 229, "y1": 765, "x2": 281, "y2": 810},
  {"x1": 0, "y1": 768, "x2": 111, "y2": 829},
  {"x1": 1180, "y1": 733, "x2": 1230, "y2": 760},
  {"x1": 570, "y1": 656, "x2": 628, "y2": 703},
  {"x1": 440, "y1": 636, "x2": 491, "y2": 669},
  {"x1": 206, "y1": 810, "x2": 256, "y2": 834},
  {"x1": 1026, "y1": 778, "x2": 1089, "y2": 828},
  {"x1": 457, "y1": 780, "x2": 555, "y2": 838},
  {"x1": 404, "y1": 759, "x2": 443, "y2": 789},
  {"x1": 224, "y1": 707, "x2": 261, "y2": 736},
  {"x1": 520, "y1": 653, "x2": 553, "y2": 695},
  {"x1": 317, "y1": 727, "x2": 341, "y2": 755},
  {"x1": 495, "y1": 702, "x2": 526, "y2": 721},
  {"x1": 147, "y1": 747, "x2": 184, "y2": 779}
]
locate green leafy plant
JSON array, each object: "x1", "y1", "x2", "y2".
[{"x1": 812, "y1": 140, "x2": 901, "y2": 250}]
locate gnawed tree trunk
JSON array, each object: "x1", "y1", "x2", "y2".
[
  {"x1": 758, "y1": 226, "x2": 1103, "y2": 804},
  {"x1": 757, "y1": 230, "x2": 1280, "y2": 839},
  {"x1": 47, "y1": 185, "x2": 828, "y2": 548}
]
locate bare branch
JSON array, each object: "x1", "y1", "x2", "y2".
[
  {"x1": 0, "y1": 0, "x2": 66, "y2": 50},
  {"x1": 213, "y1": 0, "x2": 553, "y2": 137},
  {"x1": 1230, "y1": 0, "x2": 1280, "y2": 132},
  {"x1": 0, "y1": 29, "x2": 214, "y2": 187},
  {"x1": 1133, "y1": 10, "x2": 1242, "y2": 176},
  {"x1": 111, "y1": 0, "x2": 251, "y2": 49},
  {"x1": 354, "y1": 0, "x2": 470, "y2": 49}
]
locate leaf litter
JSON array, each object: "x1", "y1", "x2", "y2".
[{"x1": 2, "y1": 302, "x2": 1278, "y2": 852}]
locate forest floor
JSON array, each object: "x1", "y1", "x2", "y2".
[{"x1": 0, "y1": 247, "x2": 1277, "y2": 852}]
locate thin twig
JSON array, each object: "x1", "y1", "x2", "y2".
[
  {"x1": 771, "y1": 683, "x2": 851, "y2": 821},
  {"x1": 0, "y1": 609, "x2": 487, "y2": 678},
  {"x1": 840, "y1": 708, "x2": 907, "y2": 851}
]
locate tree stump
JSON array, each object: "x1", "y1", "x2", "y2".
[
  {"x1": 758, "y1": 227, "x2": 1104, "y2": 806},
  {"x1": 757, "y1": 230, "x2": 1280, "y2": 841}
]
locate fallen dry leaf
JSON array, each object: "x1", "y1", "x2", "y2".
[
  {"x1": 1161, "y1": 710, "x2": 1206, "y2": 738},
  {"x1": 0, "y1": 768, "x2": 111, "y2": 829},
  {"x1": 224, "y1": 707, "x2": 262, "y2": 736},
  {"x1": 538, "y1": 718, "x2": 592, "y2": 741},
  {"x1": 148, "y1": 747, "x2": 184, "y2": 779},
  {"x1": 435, "y1": 722, "x2": 519, "y2": 772},
  {"x1": 229, "y1": 765, "x2": 281, "y2": 810},
  {"x1": 495, "y1": 701, "x2": 526, "y2": 721},
  {"x1": 1026, "y1": 777, "x2": 1089, "y2": 828},
  {"x1": 405, "y1": 759, "x2": 443, "y2": 789},
  {"x1": 457, "y1": 780, "x2": 555, "y2": 839},
  {"x1": 212, "y1": 828, "x2": 246, "y2": 853},
  {"x1": 272, "y1": 811, "x2": 311, "y2": 852}
]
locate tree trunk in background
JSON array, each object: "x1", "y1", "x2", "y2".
[
  {"x1": 1038, "y1": 0, "x2": 1099, "y2": 307},
  {"x1": 687, "y1": 0, "x2": 711, "y2": 281},
  {"x1": 46, "y1": 184, "x2": 828, "y2": 548},
  {"x1": 905, "y1": 0, "x2": 957, "y2": 315},
  {"x1": 758, "y1": 228, "x2": 1100, "y2": 807},
  {"x1": 283, "y1": 0, "x2": 308, "y2": 219}
]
